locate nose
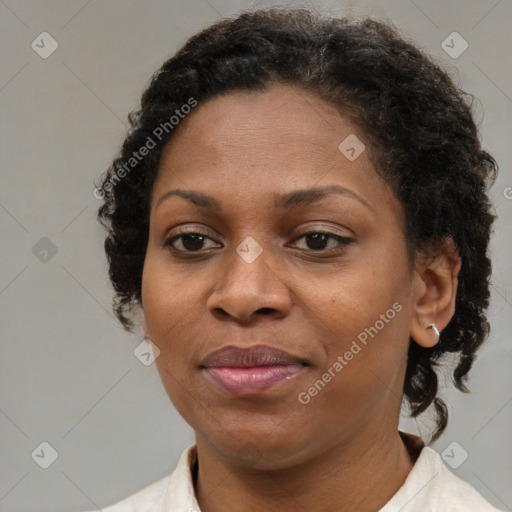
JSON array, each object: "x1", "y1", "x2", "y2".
[{"x1": 206, "y1": 240, "x2": 292, "y2": 324}]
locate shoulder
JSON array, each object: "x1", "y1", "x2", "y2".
[
  {"x1": 425, "y1": 448, "x2": 503, "y2": 511},
  {"x1": 82, "y1": 473, "x2": 172, "y2": 512},
  {"x1": 381, "y1": 446, "x2": 504, "y2": 512},
  {"x1": 79, "y1": 445, "x2": 198, "y2": 512}
]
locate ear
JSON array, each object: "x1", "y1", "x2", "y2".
[{"x1": 410, "y1": 237, "x2": 461, "y2": 348}]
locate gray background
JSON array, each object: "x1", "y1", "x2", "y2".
[{"x1": 0, "y1": 0, "x2": 511, "y2": 511}]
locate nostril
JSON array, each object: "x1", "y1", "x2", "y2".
[
  {"x1": 211, "y1": 307, "x2": 230, "y2": 319},
  {"x1": 257, "y1": 307, "x2": 276, "y2": 315}
]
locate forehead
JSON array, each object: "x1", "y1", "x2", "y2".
[
  {"x1": 161, "y1": 84, "x2": 360, "y2": 165},
  {"x1": 153, "y1": 84, "x2": 401, "y2": 221}
]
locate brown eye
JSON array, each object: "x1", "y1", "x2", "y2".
[
  {"x1": 292, "y1": 231, "x2": 353, "y2": 252},
  {"x1": 305, "y1": 233, "x2": 330, "y2": 250},
  {"x1": 164, "y1": 232, "x2": 221, "y2": 252}
]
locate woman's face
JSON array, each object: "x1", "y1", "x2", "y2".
[{"x1": 142, "y1": 84, "x2": 420, "y2": 469}]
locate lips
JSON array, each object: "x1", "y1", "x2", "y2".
[
  {"x1": 202, "y1": 344, "x2": 306, "y2": 368},
  {"x1": 201, "y1": 344, "x2": 308, "y2": 397}
]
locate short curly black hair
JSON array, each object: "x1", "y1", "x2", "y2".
[{"x1": 96, "y1": 8, "x2": 498, "y2": 442}]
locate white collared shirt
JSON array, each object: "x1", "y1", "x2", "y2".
[{"x1": 85, "y1": 444, "x2": 503, "y2": 511}]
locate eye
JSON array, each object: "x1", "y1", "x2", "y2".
[
  {"x1": 163, "y1": 229, "x2": 353, "y2": 256},
  {"x1": 163, "y1": 231, "x2": 222, "y2": 253},
  {"x1": 290, "y1": 231, "x2": 353, "y2": 252}
]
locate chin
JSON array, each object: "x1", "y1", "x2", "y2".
[{"x1": 200, "y1": 422, "x2": 318, "y2": 471}]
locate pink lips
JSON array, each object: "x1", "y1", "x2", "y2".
[{"x1": 201, "y1": 345, "x2": 307, "y2": 397}]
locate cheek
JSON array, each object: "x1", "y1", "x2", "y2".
[
  {"x1": 142, "y1": 253, "x2": 200, "y2": 333},
  {"x1": 142, "y1": 259, "x2": 206, "y2": 413},
  {"x1": 300, "y1": 258, "x2": 403, "y2": 341},
  {"x1": 296, "y1": 288, "x2": 409, "y2": 434},
  {"x1": 295, "y1": 245, "x2": 411, "y2": 388},
  {"x1": 141, "y1": 252, "x2": 223, "y2": 382}
]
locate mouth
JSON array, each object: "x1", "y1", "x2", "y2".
[{"x1": 200, "y1": 344, "x2": 309, "y2": 397}]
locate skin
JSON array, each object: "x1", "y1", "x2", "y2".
[{"x1": 141, "y1": 83, "x2": 461, "y2": 512}]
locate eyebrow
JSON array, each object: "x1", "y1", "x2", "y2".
[
  {"x1": 155, "y1": 189, "x2": 221, "y2": 211},
  {"x1": 155, "y1": 185, "x2": 374, "y2": 213}
]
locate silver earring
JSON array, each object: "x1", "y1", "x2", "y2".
[{"x1": 428, "y1": 323, "x2": 440, "y2": 343}]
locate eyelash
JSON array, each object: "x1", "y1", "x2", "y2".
[{"x1": 162, "y1": 229, "x2": 353, "y2": 256}]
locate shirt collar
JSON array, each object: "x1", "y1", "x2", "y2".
[
  {"x1": 161, "y1": 432, "x2": 427, "y2": 512},
  {"x1": 160, "y1": 444, "x2": 200, "y2": 511}
]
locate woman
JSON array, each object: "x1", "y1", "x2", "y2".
[{"x1": 91, "y1": 8, "x2": 502, "y2": 511}]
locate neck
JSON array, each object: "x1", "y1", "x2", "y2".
[{"x1": 194, "y1": 426, "x2": 417, "y2": 512}]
